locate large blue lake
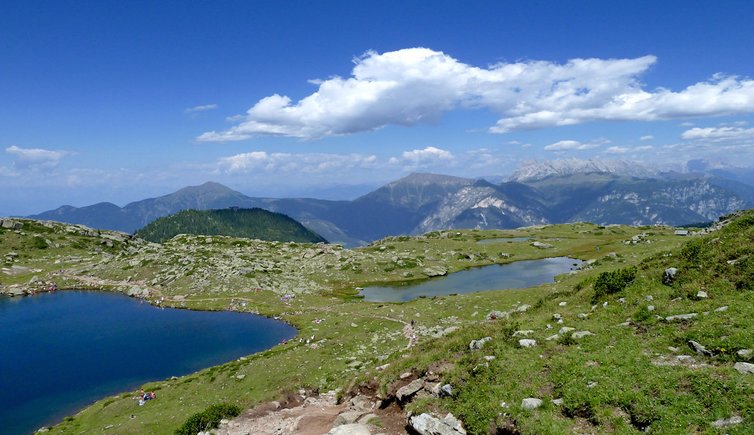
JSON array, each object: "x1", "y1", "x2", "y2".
[
  {"x1": 0, "y1": 291, "x2": 296, "y2": 435},
  {"x1": 360, "y1": 256, "x2": 581, "y2": 302}
]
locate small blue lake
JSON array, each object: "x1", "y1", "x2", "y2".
[
  {"x1": 0, "y1": 291, "x2": 296, "y2": 435},
  {"x1": 360, "y1": 256, "x2": 581, "y2": 302},
  {"x1": 476, "y1": 237, "x2": 530, "y2": 244}
]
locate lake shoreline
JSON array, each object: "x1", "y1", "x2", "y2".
[{"x1": 1, "y1": 289, "x2": 298, "y2": 435}]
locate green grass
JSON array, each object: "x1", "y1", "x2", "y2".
[{"x1": 6, "y1": 215, "x2": 747, "y2": 433}]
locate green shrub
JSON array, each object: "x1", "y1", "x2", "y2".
[
  {"x1": 592, "y1": 266, "x2": 637, "y2": 303},
  {"x1": 680, "y1": 238, "x2": 704, "y2": 263},
  {"x1": 31, "y1": 236, "x2": 48, "y2": 249},
  {"x1": 175, "y1": 403, "x2": 241, "y2": 435}
]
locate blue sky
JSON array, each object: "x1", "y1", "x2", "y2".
[{"x1": 2, "y1": 1, "x2": 754, "y2": 215}]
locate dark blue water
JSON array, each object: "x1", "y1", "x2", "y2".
[
  {"x1": 360, "y1": 257, "x2": 581, "y2": 302},
  {"x1": 0, "y1": 291, "x2": 296, "y2": 434}
]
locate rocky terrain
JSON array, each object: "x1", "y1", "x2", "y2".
[{"x1": 3, "y1": 212, "x2": 753, "y2": 434}]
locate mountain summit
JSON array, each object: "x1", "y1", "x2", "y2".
[{"x1": 509, "y1": 158, "x2": 659, "y2": 182}]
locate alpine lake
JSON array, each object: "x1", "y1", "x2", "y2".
[
  {"x1": 359, "y1": 256, "x2": 582, "y2": 302},
  {"x1": 0, "y1": 291, "x2": 296, "y2": 435}
]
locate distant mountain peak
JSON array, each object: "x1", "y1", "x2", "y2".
[
  {"x1": 509, "y1": 158, "x2": 659, "y2": 182},
  {"x1": 393, "y1": 172, "x2": 473, "y2": 186},
  {"x1": 174, "y1": 181, "x2": 236, "y2": 194}
]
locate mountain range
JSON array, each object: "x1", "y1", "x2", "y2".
[{"x1": 28, "y1": 161, "x2": 754, "y2": 246}]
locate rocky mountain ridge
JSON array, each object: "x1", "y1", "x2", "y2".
[{"x1": 27, "y1": 171, "x2": 754, "y2": 246}]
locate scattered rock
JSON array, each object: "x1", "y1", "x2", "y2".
[
  {"x1": 531, "y1": 241, "x2": 553, "y2": 249},
  {"x1": 645, "y1": 295, "x2": 654, "y2": 302},
  {"x1": 486, "y1": 310, "x2": 508, "y2": 321},
  {"x1": 665, "y1": 313, "x2": 697, "y2": 322},
  {"x1": 737, "y1": 349, "x2": 752, "y2": 358},
  {"x1": 571, "y1": 331, "x2": 594, "y2": 339},
  {"x1": 711, "y1": 415, "x2": 743, "y2": 428},
  {"x1": 396, "y1": 379, "x2": 425, "y2": 402},
  {"x1": 409, "y1": 413, "x2": 466, "y2": 435},
  {"x1": 687, "y1": 340, "x2": 713, "y2": 357},
  {"x1": 558, "y1": 327, "x2": 574, "y2": 335},
  {"x1": 469, "y1": 336, "x2": 492, "y2": 351},
  {"x1": 333, "y1": 410, "x2": 364, "y2": 426},
  {"x1": 734, "y1": 362, "x2": 754, "y2": 374},
  {"x1": 662, "y1": 268, "x2": 677, "y2": 285},
  {"x1": 328, "y1": 423, "x2": 372, "y2": 435},
  {"x1": 714, "y1": 306, "x2": 729, "y2": 312},
  {"x1": 518, "y1": 339, "x2": 537, "y2": 348},
  {"x1": 0, "y1": 219, "x2": 22, "y2": 230},
  {"x1": 127, "y1": 286, "x2": 149, "y2": 298},
  {"x1": 423, "y1": 266, "x2": 448, "y2": 277},
  {"x1": 349, "y1": 395, "x2": 375, "y2": 412},
  {"x1": 552, "y1": 398, "x2": 564, "y2": 406},
  {"x1": 439, "y1": 384, "x2": 453, "y2": 398},
  {"x1": 521, "y1": 398, "x2": 543, "y2": 410},
  {"x1": 696, "y1": 290, "x2": 708, "y2": 299}
]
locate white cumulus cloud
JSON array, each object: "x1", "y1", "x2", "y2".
[
  {"x1": 681, "y1": 125, "x2": 754, "y2": 141},
  {"x1": 400, "y1": 146, "x2": 453, "y2": 163},
  {"x1": 198, "y1": 48, "x2": 754, "y2": 141},
  {"x1": 640, "y1": 135, "x2": 654, "y2": 141},
  {"x1": 5, "y1": 145, "x2": 70, "y2": 169}
]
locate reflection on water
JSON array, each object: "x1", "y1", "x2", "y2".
[{"x1": 360, "y1": 257, "x2": 581, "y2": 302}]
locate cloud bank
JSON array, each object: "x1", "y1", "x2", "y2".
[
  {"x1": 5, "y1": 145, "x2": 70, "y2": 169},
  {"x1": 682, "y1": 125, "x2": 754, "y2": 141},
  {"x1": 198, "y1": 48, "x2": 754, "y2": 141}
]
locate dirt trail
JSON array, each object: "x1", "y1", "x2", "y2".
[{"x1": 216, "y1": 390, "x2": 406, "y2": 435}]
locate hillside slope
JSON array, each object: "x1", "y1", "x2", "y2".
[
  {"x1": 368, "y1": 211, "x2": 754, "y2": 434},
  {"x1": 134, "y1": 208, "x2": 327, "y2": 244}
]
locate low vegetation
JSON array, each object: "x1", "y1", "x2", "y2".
[
  {"x1": 2, "y1": 212, "x2": 751, "y2": 433},
  {"x1": 174, "y1": 403, "x2": 240, "y2": 435}
]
